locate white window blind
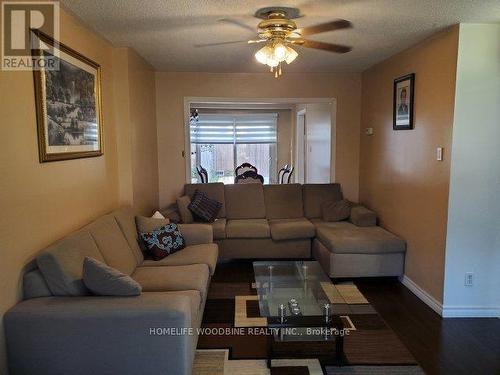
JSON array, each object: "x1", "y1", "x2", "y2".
[{"x1": 191, "y1": 113, "x2": 277, "y2": 144}]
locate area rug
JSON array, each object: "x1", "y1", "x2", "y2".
[
  {"x1": 197, "y1": 263, "x2": 424, "y2": 375},
  {"x1": 192, "y1": 350, "x2": 424, "y2": 375}
]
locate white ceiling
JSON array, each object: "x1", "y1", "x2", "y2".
[{"x1": 60, "y1": 0, "x2": 500, "y2": 73}]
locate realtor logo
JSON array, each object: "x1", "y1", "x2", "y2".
[{"x1": 1, "y1": 1, "x2": 60, "y2": 70}]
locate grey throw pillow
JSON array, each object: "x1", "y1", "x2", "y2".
[
  {"x1": 322, "y1": 199, "x2": 354, "y2": 222},
  {"x1": 83, "y1": 257, "x2": 141, "y2": 296}
]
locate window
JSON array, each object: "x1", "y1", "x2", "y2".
[{"x1": 190, "y1": 113, "x2": 277, "y2": 184}]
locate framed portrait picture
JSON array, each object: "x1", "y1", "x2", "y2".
[
  {"x1": 393, "y1": 73, "x2": 415, "y2": 130},
  {"x1": 32, "y1": 31, "x2": 103, "y2": 162}
]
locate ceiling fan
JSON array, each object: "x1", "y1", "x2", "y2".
[{"x1": 196, "y1": 7, "x2": 353, "y2": 77}]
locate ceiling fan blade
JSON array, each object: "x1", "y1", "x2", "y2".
[
  {"x1": 218, "y1": 18, "x2": 255, "y2": 33},
  {"x1": 299, "y1": 40, "x2": 352, "y2": 53},
  {"x1": 247, "y1": 39, "x2": 267, "y2": 44},
  {"x1": 194, "y1": 40, "x2": 249, "y2": 48},
  {"x1": 297, "y1": 19, "x2": 352, "y2": 36}
]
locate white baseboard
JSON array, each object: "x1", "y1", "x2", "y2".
[
  {"x1": 400, "y1": 275, "x2": 500, "y2": 318},
  {"x1": 441, "y1": 306, "x2": 500, "y2": 318},
  {"x1": 399, "y1": 275, "x2": 443, "y2": 316}
]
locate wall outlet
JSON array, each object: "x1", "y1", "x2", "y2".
[
  {"x1": 465, "y1": 272, "x2": 474, "y2": 286},
  {"x1": 365, "y1": 127, "x2": 374, "y2": 136}
]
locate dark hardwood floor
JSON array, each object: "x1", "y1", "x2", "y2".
[
  {"x1": 354, "y1": 278, "x2": 500, "y2": 375},
  {"x1": 213, "y1": 262, "x2": 500, "y2": 375}
]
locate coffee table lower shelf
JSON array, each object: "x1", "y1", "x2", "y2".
[{"x1": 265, "y1": 315, "x2": 347, "y2": 369}]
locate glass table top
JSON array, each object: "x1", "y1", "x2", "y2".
[{"x1": 253, "y1": 261, "x2": 352, "y2": 318}]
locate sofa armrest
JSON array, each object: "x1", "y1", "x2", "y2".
[
  {"x1": 5, "y1": 294, "x2": 195, "y2": 375},
  {"x1": 349, "y1": 205, "x2": 377, "y2": 227},
  {"x1": 178, "y1": 223, "x2": 213, "y2": 246}
]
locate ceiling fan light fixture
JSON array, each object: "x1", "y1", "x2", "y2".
[
  {"x1": 273, "y1": 42, "x2": 287, "y2": 60},
  {"x1": 255, "y1": 45, "x2": 273, "y2": 65},
  {"x1": 266, "y1": 56, "x2": 279, "y2": 68},
  {"x1": 255, "y1": 41, "x2": 299, "y2": 71},
  {"x1": 284, "y1": 46, "x2": 298, "y2": 64}
]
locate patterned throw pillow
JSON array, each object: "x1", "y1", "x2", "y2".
[
  {"x1": 140, "y1": 223, "x2": 185, "y2": 261},
  {"x1": 188, "y1": 190, "x2": 222, "y2": 223}
]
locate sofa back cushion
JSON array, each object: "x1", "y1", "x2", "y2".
[
  {"x1": 224, "y1": 183, "x2": 266, "y2": 219},
  {"x1": 303, "y1": 183, "x2": 343, "y2": 219},
  {"x1": 184, "y1": 183, "x2": 226, "y2": 218},
  {"x1": 84, "y1": 214, "x2": 137, "y2": 275},
  {"x1": 264, "y1": 184, "x2": 304, "y2": 219},
  {"x1": 23, "y1": 269, "x2": 52, "y2": 299},
  {"x1": 36, "y1": 230, "x2": 104, "y2": 296},
  {"x1": 112, "y1": 206, "x2": 144, "y2": 265}
]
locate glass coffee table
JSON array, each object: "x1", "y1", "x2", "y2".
[{"x1": 253, "y1": 260, "x2": 350, "y2": 368}]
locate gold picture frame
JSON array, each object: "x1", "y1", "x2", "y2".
[{"x1": 32, "y1": 30, "x2": 103, "y2": 162}]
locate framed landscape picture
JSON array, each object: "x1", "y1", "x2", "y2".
[
  {"x1": 32, "y1": 31, "x2": 103, "y2": 162},
  {"x1": 393, "y1": 73, "x2": 415, "y2": 130}
]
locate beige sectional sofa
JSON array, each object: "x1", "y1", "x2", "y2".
[
  {"x1": 173, "y1": 182, "x2": 406, "y2": 277},
  {"x1": 5, "y1": 207, "x2": 217, "y2": 375},
  {"x1": 5, "y1": 184, "x2": 405, "y2": 375}
]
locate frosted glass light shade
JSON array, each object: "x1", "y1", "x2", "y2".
[
  {"x1": 285, "y1": 46, "x2": 298, "y2": 64},
  {"x1": 274, "y1": 43, "x2": 287, "y2": 60},
  {"x1": 255, "y1": 42, "x2": 299, "y2": 69},
  {"x1": 255, "y1": 45, "x2": 272, "y2": 65}
]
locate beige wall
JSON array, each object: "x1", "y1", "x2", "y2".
[
  {"x1": 0, "y1": 10, "x2": 119, "y2": 373},
  {"x1": 276, "y1": 109, "x2": 292, "y2": 169},
  {"x1": 114, "y1": 48, "x2": 159, "y2": 214},
  {"x1": 0, "y1": 10, "x2": 158, "y2": 373},
  {"x1": 359, "y1": 26, "x2": 459, "y2": 302},
  {"x1": 155, "y1": 72, "x2": 361, "y2": 206}
]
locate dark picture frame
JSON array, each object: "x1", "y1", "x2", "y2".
[
  {"x1": 393, "y1": 73, "x2": 415, "y2": 130},
  {"x1": 31, "y1": 30, "x2": 103, "y2": 162}
]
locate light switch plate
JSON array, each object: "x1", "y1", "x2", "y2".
[
  {"x1": 365, "y1": 127, "x2": 374, "y2": 136},
  {"x1": 436, "y1": 147, "x2": 443, "y2": 161}
]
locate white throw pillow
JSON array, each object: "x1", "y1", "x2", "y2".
[{"x1": 152, "y1": 210, "x2": 166, "y2": 219}]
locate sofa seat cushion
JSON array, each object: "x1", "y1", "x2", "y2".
[
  {"x1": 132, "y1": 264, "x2": 210, "y2": 300},
  {"x1": 140, "y1": 243, "x2": 218, "y2": 275},
  {"x1": 226, "y1": 219, "x2": 270, "y2": 239},
  {"x1": 316, "y1": 222, "x2": 406, "y2": 255},
  {"x1": 211, "y1": 219, "x2": 226, "y2": 240},
  {"x1": 269, "y1": 218, "x2": 315, "y2": 240}
]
